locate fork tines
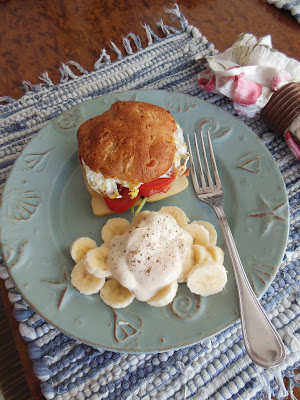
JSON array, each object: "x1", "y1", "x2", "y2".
[{"x1": 186, "y1": 131, "x2": 222, "y2": 192}]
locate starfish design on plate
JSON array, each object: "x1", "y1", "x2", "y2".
[
  {"x1": 248, "y1": 196, "x2": 288, "y2": 235},
  {"x1": 2, "y1": 241, "x2": 29, "y2": 270},
  {"x1": 41, "y1": 266, "x2": 71, "y2": 311}
]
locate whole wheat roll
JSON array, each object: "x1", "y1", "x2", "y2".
[{"x1": 77, "y1": 101, "x2": 178, "y2": 184}]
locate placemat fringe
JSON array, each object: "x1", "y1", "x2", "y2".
[{"x1": 0, "y1": 4, "x2": 191, "y2": 105}]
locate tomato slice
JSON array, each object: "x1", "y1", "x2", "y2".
[
  {"x1": 103, "y1": 187, "x2": 140, "y2": 213},
  {"x1": 101, "y1": 169, "x2": 190, "y2": 213},
  {"x1": 139, "y1": 175, "x2": 176, "y2": 197}
]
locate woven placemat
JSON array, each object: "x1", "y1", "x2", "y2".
[
  {"x1": 266, "y1": 0, "x2": 300, "y2": 23},
  {"x1": 0, "y1": 5, "x2": 299, "y2": 400}
]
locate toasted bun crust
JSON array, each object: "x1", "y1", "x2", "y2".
[{"x1": 77, "y1": 101, "x2": 177, "y2": 183}]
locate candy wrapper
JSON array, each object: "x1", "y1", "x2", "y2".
[{"x1": 196, "y1": 34, "x2": 300, "y2": 160}]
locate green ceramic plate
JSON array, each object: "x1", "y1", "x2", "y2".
[{"x1": 0, "y1": 90, "x2": 289, "y2": 353}]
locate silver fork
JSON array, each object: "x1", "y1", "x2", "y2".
[{"x1": 187, "y1": 131, "x2": 286, "y2": 368}]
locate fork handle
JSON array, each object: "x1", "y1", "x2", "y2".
[{"x1": 214, "y1": 204, "x2": 286, "y2": 368}]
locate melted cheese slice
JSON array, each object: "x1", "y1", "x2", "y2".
[{"x1": 81, "y1": 166, "x2": 189, "y2": 216}]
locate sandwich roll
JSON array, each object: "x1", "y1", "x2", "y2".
[{"x1": 77, "y1": 101, "x2": 189, "y2": 215}]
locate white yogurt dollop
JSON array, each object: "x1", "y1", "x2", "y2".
[{"x1": 107, "y1": 212, "x2": 189, "y2": 301}]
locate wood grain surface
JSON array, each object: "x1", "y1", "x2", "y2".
[{"x1": 0, "y1": 0, "x2": 299, "y2": 399}]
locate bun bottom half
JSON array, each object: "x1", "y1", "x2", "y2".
[{"x1": 80, "y1": 166, "x2": 189, "y2": 216}]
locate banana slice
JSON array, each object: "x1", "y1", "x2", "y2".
[
  {"x1": 193, "y1": 244, "x2": 207, "y2": 264},
  {"x1": 70, "y1": 237, "x2": 97, "y2": 263},
  {"x1": 159, "y1": 206, "x2": 189, "y2": 227},
  {"x1": 100, "y1": 278, "x2": 135, "y2": 308},
  {"x1": 101, "y1": 218, "x2": 130, "y2": 243},
  {"x1": 205, "y1": 244, "x2": 225, "y2": 264},
  {"x1": 71, "y1": 260, "x2": 105, "y2": 295},
  {"x1": 131, "y1": 210, "x2": 151, "y2": 227},
  {"x1": 204, "y1": 251, "x2": 214, "y2": 262},
  {"x1": 182, "y1": 224, "x2": 210, "y2": 246},
  {"x1": 187, "y1": 261, "x2": 227, "y2": 296},
  {"x1": 147, "y1": 281, "x2": 178, "y2": 307},
  {"x1": 191, "y1": 220, "x2": 217, "y2": 245},
  {"x1": 178, "y1": 231, "x2": 194, "y2": 282},
  {"x1": 178, "y1": 245, "x2": 194, "y2": 283},
  {"x1": 83, "y1": 244, "x2": 112, "y2": 278}
]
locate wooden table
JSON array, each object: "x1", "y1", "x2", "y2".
[{"x1": 0, "y1": 0, "x2": 299, "y2": 399}]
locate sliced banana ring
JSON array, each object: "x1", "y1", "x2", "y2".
[
  {"x1": 178, "y1": 245, "x2": 194, "y2": 283},
  {"x1": 131, "y1": 210, "x2": 151, "y2": 227},
  {"x1": 100, "y1": 278, "x2": 135, "y2": 308},
  {"x1": 84, "y1": 244, "x2": 112, "y2": 278},
  {"x1": 182, "y1": 223, "x2": 210, "y2": 246},
  {"x1": 147, "y1": 281, "x2": 178, "y2": 307},
  {"x1": 70, "y1": 237, "x2": 97, "y2": 263},
  {"x1": 71, "y1": 260, "x2": 105, "y2": 295},
  {"x1": 159, "y1": 206, "x2": 189, "y2": 227},
  {"x1": 191, "y1": 220, "x2": 217, "y2": 245},
  {"x1": 101, "y1": 218, "x2": 130, "y2": 243},
  {"x1": 205, "y1": 244, "x2": 225, "y2": 264},
  {"x1": 187, "y1": 261, "x2": 227, "y2": 297},
  {"x1": 204, "y1": 250, "x2": 214, "y2": 262},
  {"x1": 193, "y1": 244, "x2": 207, "y2": 265}
]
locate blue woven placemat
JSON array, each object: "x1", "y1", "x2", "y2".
[
  {"x1": 266, "y1": 0, "x2": 300, "y2": 23},
  {"x1": 0, "y1": 5, "x2": 299, "y2": 400}
]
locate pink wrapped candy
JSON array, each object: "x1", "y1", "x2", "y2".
[{"x1": 196, "y1": 34, "x2": 300, "y2": 160}]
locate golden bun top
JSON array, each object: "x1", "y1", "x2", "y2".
[{"x1": 77, "y1": 101, "x2": 177, "y2": 183}]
